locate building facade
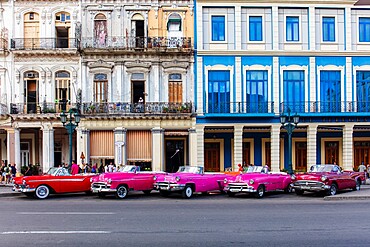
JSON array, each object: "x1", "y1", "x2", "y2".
[{"x1": 195, "y1": 0, "x2": 370, "y2": 172}]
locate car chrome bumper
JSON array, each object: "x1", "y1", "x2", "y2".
[
  {"x1": 91, "y1": 182, "x2": 116, "y2": 193},
  {"x1": 292, "y1": 181, "x2": 330, "y2": 191},
  {"x1": 13, "y1": 185, "x2": 36, "y2": 193},
  {"x1": 154, "y1": 182, "x2": 185, "y2": 191},
  {"x1": 226, "y1": 183, "x2": 256, "y2": 193}
]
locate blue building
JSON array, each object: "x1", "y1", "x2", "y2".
[{"x1": 195, "y1": 0, "x2": 370, "y2": 172}]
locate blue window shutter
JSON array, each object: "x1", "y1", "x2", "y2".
[
  {"x1": 208, "y1": 71, "x2": 230, "y2": 113},
  {"x1": 286, "y1": 17, "x2": 299, "y2": 42},
  {"x1": 283, "y1": 71, "x2": 304, "y2": 112},
  {"x1": 359, "y1": 17, "x2": 370, "y2": 42},
  {"x1": 211, "y1": 16, "x2": 225, "y2": 41},
  {"x1": 320, "y1": 71, "x2": 341, "y2": 112},
  {"x1": 246, "y1": 71, "x2": 268, "y2": 113},
  {"x1": 322, "y1": 17, "x2": 335, "y2": 42},
  {"x1": 249, "y1": 16, "x2": 263, "y2": 41},
  {"x1": 356, "y1": 71, "x2": 370, "y2": 112}
]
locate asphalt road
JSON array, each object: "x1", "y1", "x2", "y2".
[{"x1": 0, "y1": 191, "x2": 369, "y2": 247}]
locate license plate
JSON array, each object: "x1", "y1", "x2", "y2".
[
  {"x1": 301, "y1": 186, "x2": 310, "y2": 190},
  {"x1": 160, "y1": 186, "x2": 169, "y2": 190}
]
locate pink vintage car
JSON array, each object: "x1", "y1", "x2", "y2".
[
  {"x1": 154, "y1": 166, "x2": 233, "y2": 198},
  {"x1": 223, "y1": 166, "x2": 292, "y2": 198},
  {"x1": 291, "y1": 164, "x2": 364, "y2": 196},
  {"x1": 91, "y1": 165, "x2": 164, "y2": 199}
]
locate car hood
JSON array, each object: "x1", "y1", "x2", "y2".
[{"x1": 295, "y1": 173, "x2": 328, "y2": 181}]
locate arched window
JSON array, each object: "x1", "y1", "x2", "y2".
[
  {"x1": 55, "y1": 12, "x2": 71, "y2": 48},
  {"x1": 55, "y1": 71, "x2": 71, "y2": 111},
  {"x1": 167, "y1": 13, "x2": 182, "y2": 32},
  {"x1": 94, "y1": 73, "x2": 108, "y2": 102},
  {"x1": 94, "y1": 14, "x2": 107, "y2": 47}
]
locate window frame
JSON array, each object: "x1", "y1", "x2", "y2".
[
  {"x1": 285, "y1": 16, "x2": 300, "y2": 42},
  {"x1": 211, "y1": 15, "x2": 226, "y2": 42},
  {"x1": 322, "y1": 16, "x2": 336, "y2": 42},
  {"x1": 208, "y1": 70, "x2": 230, "y2": 113},
  {"x1": 248, "y1": 16, "x2": 263, "y2": 42},
  {"x1": 359, "y1": 17, "x2": 370, "y2": 43},
  {"x1": 282, "y1": 70, "x2": 305, "y2": 113},
  {"x1": 319, "y1": 70, "x2": 341, "y2": 113},
  {"x1": 246, "y1": 70, "x2": 268, "y2": 113}
]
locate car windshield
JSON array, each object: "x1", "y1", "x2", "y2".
[
  {"x1": 46, "y1": 167, "x2": 71, "y2": 176},
  {"x1": 120, "y1": 165, "x2": 138, "y2": 172},
  {"x1": 309, "y1": 165, "x2": 339, "y2": 173},
  {"x1": 246, "y1": 166, "x2": 268, "y2": 173},
  {"x1": 177, "y1": 166, "x2": 202, "y2": 174},
  {"x1": 47, "y1": 167, "x2": 59, "y2": 175}
]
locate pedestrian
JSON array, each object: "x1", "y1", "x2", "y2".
[
  {"x1": 98, "y1": 164, "x2": 104, "y2": 174},
  {"x1": 238, "y1": 164, "x2": 243, "y2": 173},
  {"x1": 367, "y1": 164, "x2": 370, "y2": 180},
  {"x1": 358, "y1": 162, "x2": 366, "y2": 173},
  {"x1": 25, "y1": 164, "x2": 33, "y2": 176},
  {"x1": 10, "y1": 164, "x2": 16, "y2": 182},
  {"x1": 1, "y1": 161, "x2": 5, "y2": 184},
  {"x1": 4, "y1": 164, "x2": 11, "y2": 184}
]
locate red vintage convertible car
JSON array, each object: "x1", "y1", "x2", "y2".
[
  {"x1": 13, "y1": 167, "x2": 96, "y2": 199},
  {"x1": 291, "y1": 164, "x2": 365, "y2": 196}
]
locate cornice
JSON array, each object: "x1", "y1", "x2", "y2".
[
  {"x1": 197, "y1": 0, "x2": 358, "y2": 5},
  {"x1": 197, "y1": 50, "x2": 370, "y2": 57}
]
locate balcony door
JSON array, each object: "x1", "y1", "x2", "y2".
[
  {"x1": 354, "y1": 142, "x2": 370, "y2": 171},
  {"x1": 295, "y1": 142, "x2": 307, "y2": 172},
  {"x1": 24, "y1": 71, "x2": 39, "y2": 113},
  {"x1": 131, "y1": 14, "x2": 145, "y2": 48},
  {"x1": 325, "y1": 141, "x2": 339, "y2": 165},
  {"x1": 24, "y1": 12, "x2": 39, "y2": 49},
  {"x1": 167, "y1": 13, "x2": 182, "y2": 47},
  {"x1": 55, "y1": 12, "x2": 71, "y2": 48},
  {"x1": 165, "y1": 139, "x2": 185, "y2": 173}
]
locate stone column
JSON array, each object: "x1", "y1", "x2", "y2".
[
  {"x1": 152, "y1": 127, "x2": 164, "y2": 171},
  {"x1": 270, "y1": 124, "x2": 281, "y2": 172},
  {"x1": 233, "y1": 125, "x2": 243, "y2": 171},
  {"x1": 196, "y1": 125, "x2": 205, "y2": 167},
  {"x1": 307, "y1": 124, "x2": 318, "y2": 168},
  {"x1": 188, "y1": 128, "x2": 197, "y2": 166},
  {"x1": 114, "y1": 127, "x2": 127, "y2": 166},
  {"x1": 342, "y1": 124, "x2": 354, "y2": 171},
  {"x1": 14, "y1": 128, "x2": 21, "y2": 172},
  {"x1": 76, "y1": 128, "x2": 90, "y2": 165},
  {"x1": 42, "y1": 125, "x2": 54, "y2": 172},
  {"x1": 272, "y1": 6, "x2": 279, "y2": 50}
]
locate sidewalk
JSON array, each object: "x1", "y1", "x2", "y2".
[{"x1": 0, "y1": 183, "x2": 20, "y2": 197}]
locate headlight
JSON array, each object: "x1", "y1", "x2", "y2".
[
  {"x1": 291, "y1": 174, "x2": 296, "y2": 180},
  {"x1": 175, "y1": 176, "x2": 180, "y2": 182},
  {"x1": 249, "y1": 179, "x2": 254, "y2": 184},
  {"x1": 153, "y1": 176, "x2": 157, "y2": 181},
  {"x1": 22, "y1": 180, "x2": 26, "y2": 185},
  {"x1": 224, "y1": 178, "x2": 228, "y2": 184},
  {"x1": 90, "y1": 178, "x2": 93, "y2": 183},
  {"x1": 107, "y1": 179, "x2": 112, "y2": 184},
  {"x1": 321, "y1": 175, "x2": 327, "y2": 182}
]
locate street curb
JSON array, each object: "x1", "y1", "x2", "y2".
[{"x1": 324, "y1": 196, "x2": 370, "y2": 201}]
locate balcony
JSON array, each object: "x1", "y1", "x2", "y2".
[
  {"x1": 207, "y1": 102, "x2": 275, "y2": 115},
  {"x1": 0, "y1": 38, "x2": 8, "y2": 52},
  {"x1": 280, "y1": 101, "x2": 370, "y2": 114},
  {"x1": 81, "y1": 36, "x2": 192, "y2": 51},
  {"x1": 10, "y1": 38, "x2": 78, "y2": 50},
  {"x1": 10, "y1": 102, "x2": 75, "y2": 115}
]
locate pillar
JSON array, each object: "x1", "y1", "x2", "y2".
[
  {"x1": 270, "y1": 124, "x2": 280, "y2": 172},
  {"x1": 342, "y1": 124, "x2": 354, "y2": 171},
  {"x1": 14, "y1": 128, "x2": 21, "y2": 172},
  {"x1": 188, "y1": 128, "x2": 197, "y2": 166},
  {"x1": 196, "y1": 125, "x2": 204, "y2": 167},
  {"x1": 233, "y1": 125, "x2": 243, "y2": 171},
  {"x1": 114, "y1": 127, "x2": 127, "y2": 166},
  {"x1": 42, "y1": 125, "x2": 54, "y2": 172},
  {"x1": 76, "y1": 128, "x2": 90, "y2": 165},
  {"x1": 152, "y1": 127, "x2": 164, "y2": 171},
  {"x1": 307, "y1": 124, "x2": 318, "y2": 169}
]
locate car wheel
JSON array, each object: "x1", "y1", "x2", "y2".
[
  {"x1": 142, "y1": 190, "x2": 152, "y2": 195},
  {"x1": 159, "y1": 190, "x2": 170, "y2": 197},
  {"x1": 35, "y1": 185, "x2": 50, "y2": 199},
  {"x1": 116, "y1": 185, "x2": 128, "y2": 199},
  {"x1": 254, "y1": 185, "x2": 265, "y2": 198},
  {"x1": 295, "y1": 189, "x2": 304, "y2": 195},
  {"x1": 327, "y1": 184, "x2": 338, "y2": 196},
  {"x1": 182, "y1": 185, "x2": 193, "y2": 199},
  {"x1": 227, "y1": 191, "x2": 236, "y2": 197},
  {"x1": 353, "y1": 179, "x2": 361, "y2": 191}
]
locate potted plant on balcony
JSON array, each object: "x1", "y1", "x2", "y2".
[{"x1": 162, "y1": 106, "x2": 169, "y2": 113}]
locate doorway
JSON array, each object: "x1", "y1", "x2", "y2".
[
  {"x1": 26, "y1": 79, "x2": 38, "y2": 113},
  {"x1": 54, "y1": 151, "x2": 62, "y2": 167},
  {"x1": 354, "y1": 141, "x2": 370, "y2": 171},
  {"x1": 20, "y1": 142, "x2": 30, "y2": 167},
  {"x1": 165, "y1": 139, "x2": 185, "y2": 173},
  {"x1": 325, "y1": 141, "x2": 339, "y2": 165},
  {"x1": 132, "y1": 18, "x2": 144, "y2": 48},
  {"x1": 204, "y1": 142, "x2": 220, "y2": 172},
  {"x1": 295, "y1": 142, "x2": 307, "y2": 172},
  {"x1": 132, "y1": 81, "x2": 145, "y2": 112},
  {"x1": 242, "y1": 142, "x2": 250, "y2": 166}
]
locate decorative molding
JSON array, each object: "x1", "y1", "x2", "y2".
[{"x1": 88, "y1": 59, "x2": 114, "y2": 70}]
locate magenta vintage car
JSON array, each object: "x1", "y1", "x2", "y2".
[
  {"x1": 291, "y1": 164, "x2": 364, "y2": 196},
  {"x1": 223, "y1": 166, "x2": 292, "y2": 198},
  {"x1": 154, "y1": 166, "x2": 233, "y2": 198},
  {"x1": 91, "y1": 165, "x2": 164, "y2": 199}
]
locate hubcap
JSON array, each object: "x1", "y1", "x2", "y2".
[
  {"x1": 331, "y1": 186, "x2": 337, "y2": 195},
  {"x1": 258, "y1": 188, "x2": 264, "y2": 197},
  {"x1": 186, "y1": 187, "x2": 192, "y2": 197},
  {"x1": 117, "y1": 187, "x2": 127, "y2": 198}
]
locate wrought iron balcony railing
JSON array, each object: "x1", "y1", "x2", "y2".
[
  {"x1": 81, "y1": 102, "x2": 193, "y2": 115},
  {"x1": 280, "y1": 101, "x2": 370, "y2": 114},
  {"x1": 82, "y1": 36, "x2": 192, "y2": 50},
  {"x1": 207, "y1": 102, "x2": 275, "y2": 114},
  {"x1": 10, "y1": 102, "x2": 75, "y2": 114},
  {"x1": 10, "y1": 38, "x2": 78, "y2": 50},
  {"x1": 0, "y1": 38, "x2": 8, "y2": 51}
]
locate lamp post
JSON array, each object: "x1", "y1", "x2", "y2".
[
  {"x1": 280, "y1": 107, "x2": 299, "y2": 174},
  {"x1": 60, "y1": 108, "x2": 81, "y2": 168}
]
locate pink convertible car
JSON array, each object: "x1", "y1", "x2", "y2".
[
  {"x1": 91, "y1": 165, "x2": 163, "y2": 199},
  {"x1": 154, "y1": 166, "x2": 232, "y2": 198},
  {"x1": 223, "y1": 166, "x2": 292, "y2": 198}
]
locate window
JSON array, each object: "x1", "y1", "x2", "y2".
[
  {"x1": 249, "y1": 16, "x2": 263, "y2": 41},
  {"x1": 246, "y1": 71, "x2": 268, "y2": 113},
  {"x1": 94, "y1": 14, "x2": 107, "y2": 47},
  {"x1": 56, "y1": 12, "x2": 71, "y2": 22},
  {"x1": 356, "y1": 71, "x2": 370, "y2": 112},
  {"x1": 208, "y1": 71, "x2": 230, "y2": 113},
  {"x1": 359, "y1": 17, "x2": 370, "y2": 42},
  {"x1": 169, "y1": 74, "x2": 182, "y2": 103},
  {"x1": 322, "y1": 17, "x2": 335, "y2": 42},
  {"x1": 283, "y1": 71, "x2": 304, "y2": 112},
  {"x1": 55, "y1": 71, "x2": 70, "y2": 111},
  {"x1": 320, "y1": 71, "x2": 341, "y2": 112},
  {"x1": 167, "y1": 13, "x2": 182, "y2": 31},
  {"x1": 286, "y1": 16, "x2": 299, "y2": 42},
  {"x1": 211, "y1": 16, "x2": 225, "y2": 41},
  {"x1": 94, "y1": 73, "x2": 108, "y2": 103}
]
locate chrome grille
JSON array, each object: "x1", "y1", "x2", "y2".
[{"x1": 91, "y1": 182, "x2": 110, "y2": 189}]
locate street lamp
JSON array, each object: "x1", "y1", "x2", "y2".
[
  {"x1": 60, "y1": 108, "x2": 81, "y2": 168},
  {"x1": 280, "y1": 107, "x2": 299, "y2": 174}
]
